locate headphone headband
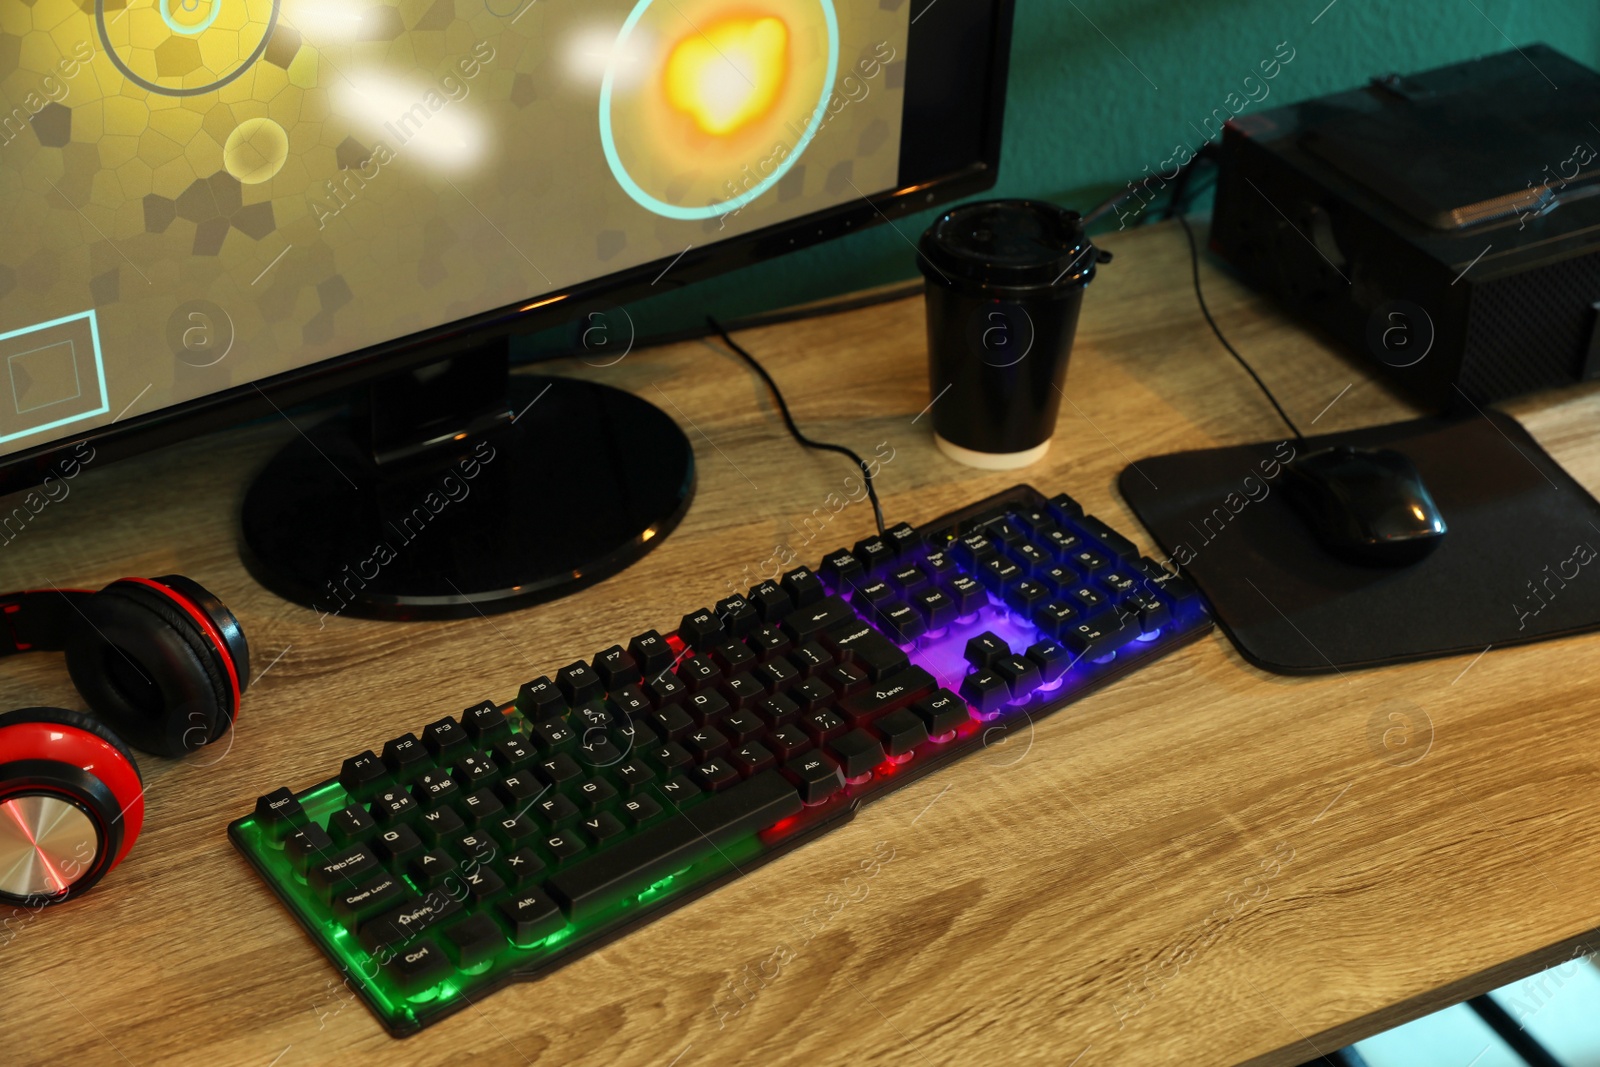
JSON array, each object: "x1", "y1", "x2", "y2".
[{"x1": 0, "y1": 590, "x2": 95, "y2": 658}]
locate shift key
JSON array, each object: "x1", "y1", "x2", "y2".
[{"x1": 837, "y1": 667, "x2": 936, "y2": 725}]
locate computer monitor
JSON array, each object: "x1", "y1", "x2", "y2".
[{"x1": 0, "y1": 0, "x2": 1014, "y2": 618}]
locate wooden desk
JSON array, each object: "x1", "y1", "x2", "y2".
[{"x1": 5, "y1": 218, "x2": 1600, "y2": 1067}]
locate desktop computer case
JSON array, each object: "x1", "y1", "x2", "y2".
[{"x1": 1209, "y1": 45, "x2": 1600, "y2": 408}]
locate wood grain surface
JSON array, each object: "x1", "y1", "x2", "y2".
[{"x1": 4, "y1": 218, "x2": 1600, "y2": 1067}]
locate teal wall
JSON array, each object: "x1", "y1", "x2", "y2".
[{"x1": 528, "y1": 0, "x2": 1600, "y2": 350}]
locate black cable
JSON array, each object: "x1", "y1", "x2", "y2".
[
  {"x1": 1175, "y1": 210, "x2": 1305, "y2": 443},
  {"x1": 706, "y1": 316, "x2": 887, "y2": 534}
]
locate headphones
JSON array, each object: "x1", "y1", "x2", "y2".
[{"x1": 0, "y1": 575, "x2": 250, "y2": 908}]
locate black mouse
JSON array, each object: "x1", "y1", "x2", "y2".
[{"x1": 1282, "y1": 446, "x2": 1447, "y2": 565}]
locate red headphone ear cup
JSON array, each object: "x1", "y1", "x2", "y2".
[
  {"x1": 64, "y1": 582, "x2": 233, "y2": 758},
  {"x1": 0, "y1": 708, "x2": 144, "y2": 906}
]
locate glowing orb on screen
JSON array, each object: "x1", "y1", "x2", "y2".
[
  {"x1": 664, "y1": 16, "x2": 789, "y2": 136},
  {"x1": 600, "y1": 0, "x2": 838, "y2": 221}
]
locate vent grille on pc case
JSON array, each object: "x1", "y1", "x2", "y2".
[{"x1": 1458, "y1": 249, "x2": 1600, "y2": 402}]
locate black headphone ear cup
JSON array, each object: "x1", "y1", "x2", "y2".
[{"x1": 64, "y1": 584, "x2": 233, "y2": 758}]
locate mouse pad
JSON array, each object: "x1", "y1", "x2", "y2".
[{"x1": 1118, "y1": 412, "x2": 1600, "y2": 673}]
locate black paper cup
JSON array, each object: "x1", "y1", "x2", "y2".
[{"x1": 917, "y1": 199, "x2": 1102, "y2": 469}]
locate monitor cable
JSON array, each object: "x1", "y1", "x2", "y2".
[{"x1": 706, "y1": 316, "x2": 888, "y2": 535}]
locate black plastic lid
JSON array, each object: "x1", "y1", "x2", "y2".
[{"x1": 918, "y1": 199, "x2": 1097, "y2": 290}]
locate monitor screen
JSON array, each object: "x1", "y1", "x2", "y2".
[{"x1": 0, "y1": 0, "x2": 1006, "y2": 481}]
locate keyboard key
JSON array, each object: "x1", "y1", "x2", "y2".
[
  {"x1": 613, "y1": 759, "x2": 657, "y2": 793},
  {"x1": 829, "y1": 729, "x2": 885, "y2": 779},
  {"x1": 329, "y1": 804, "x2": 377, "y2": 847},
  {"x1": 416, "y1": 806, "x2": 466, "y2": 845},
  {"x1": 285, "y1": 823, "x2": 334, "y2": 872},
  {"x1": 921, "y1": 687, "x2": 966, "y2": 739},
  {"x1": 837, "y1": 666, "x2": 937, "y2": 725},
  {"x1": 1004, "y1": 579, "x2": 1050, "y2": 615},
  {"x1": 518, "y1": 676, "x2": 566, "y2": 718},
  {"x1": 500, "y1": 847, "x2": 546, "y2": 886},
  {"x1": 756, "y1": 693, "x2": 800, "y2": 727},
  {"x1": 382, "y1": 739, "x2": 432, "y2": 780},
  {"x1": 1077, "y1": 515, "x2": 1139, "y2": 560},
  {"x1": 827, "y1": 625, "x2": 909, "y2": 681},
  {"x1": 1127, "y1": 590, "x2": 1171, "y2": 631},
  {"x1": 657, "y1": 775, "x2": 701, "y2": 808},
  {"x1": 628, "y1": 630, "x2": 674, "y2": 675},
  {"x1": 421, "y1": 717, "x2": 470, "y2": 759},
  {"x1": 788, "y1": 641, "x2": 833, "y2": 677},
  {"x1": 370, "y1": 789, "x2": 419, "y2": 824},
  {"x1": 801, "y1": 709, "x2": 848, "y2": 743},
  {"x1": 362, "y1": 894, "x2": 460, "y2": 951},
  {"x1": 1062, "y1": 616, "x2": 1129, "y2": 660},
  {"x1": 885, "y1": 522, "x2": 920, "y2": 557},
  {"x1": 720, "y1": 672, "x2": 764, "y2": 708},
  {"x1": 964, "y1": 631, "x2": 1009, "y2": 668},
  {"x1": 731, "y1": 740, "x2": 777, "y2": 775},
  {"x1": 619, "y1": 793, "x2": 664, "y2": 827},
  {"x1": 543, "y1": 831, "x2": 586, "y2": 861},
  {"x1": 491, "y1": 813, "x2": 540, "y2": 849},
  {"x1": 765, "y1": 724, "x2": 811, "y2": 761},
  {"x1": 338, "y1": 752, "x2": 387, "y2": 798},
  {"x1": 254, "y1": 788, "x2": 306, "y2": 833},
  {"x1": 1068, "y1": 585, "x2": 1109, "y2": 614},
  {"x1": 818, "y1": 548, "x2": 864, "y2": 593},
  {"x1": 382, "y1": 938, "x2": 453, "y2": 994},
  {"x1": 1027, "y1": 640, "x2": 1071, "y2": 686},
  {"x1": 407, "y1": 850, "x2": 456, "y2": 890},
  {"x1": 781, "y1": 566, "x2": 826, "y2": 607},
  {"x1": 995, "y1": 654, "x2": 1042, "y2": 699},
  {"x1": 783, "y1": 753, "x2": 844, "y2": 805},
  {"x1": 444, "y1": 913, "x2": 505, "y2": 969},
  {"x1": 1048, "y1": 492, "x2": 1085, "y2": 522},
  {"x1": 452, "y1": 752, "x2": 498, "y2": 789},
  {"x1": 535, "y1": 753, "x2": 583, "y2": 785},
  {"x1": 947, "y1": 574, "x2": 986, "y2": 615},
  {"x1": 646, "y1": 741, "x2": 693, "y2": 773},
  {"x1": 715, "y1": 595, "x2": 759, "y2": 637},
  {"x1": 686, "y1": 689, "x2": 730, "y2": 724},
  {"x1": 781, "y1": 596, "x2": 856, "y2": 641},
  {"x1": 645, "y1": 705, "x2": 694, "y2": 741},
  {"x1": 879, "y1": 602, "x2": 924, "y2": 642},
  {"x1": 820, "y1": 662, "x2": 869, "y2": 695},
  {"x1": 593, "y1": 645, "x2": 640, "y2": 689},
  {"x1": 461, "y1": 701, "x2": 509, "y2": 741},
  {"x1": 574, "y1": 777, "x2": 618, "y2": 810},
  {"x1": 709, "y1": 640, "x2": 756, "y2": 675},
  {"x1": 952, "y1": 532, "x2": 997, "y2": 569},
  {"x1": 557, "y1": 661, "x2": 602, "y2": 706},
  {"x1": 499, "y1": 889, "x2": 565, "y2": 944},
  {"x1": 691, "y1": 757, "x2": 740, "y2": 792},
  {"x1": 310, "y1": 845, "x2": 381, "y2": 897},
  {"x1": 1098, "y1": 570, "x2": 1138, "y2": 598},
  {"x1": 491, "y1": 737, "x2": 537, "y2": 772},
  {"x1": 334, "y1": 873, "x2": 408, "y2": 925},
  {"x1": 1069, "y1": 548, "x2": 1113, "y2": 573},
  {"x1": 375, "y1": 824, "x2": 425, "y2": 867},
  {"x1": 678, "y1": 608, "x2": 722, "y2": 648},
  {"x1": 531, "y1": 793, "x2": 579, "y2": 827},
  {"x1": 458, "y1": 790, "x2": 505, "y2": 826},
  {"x1": 960, "y1": 669, "x2": 1010, "y2": 715},
  {"x1": 413, "y1": 771, "x2": 462, "y2": 809},
  {"x1": 745, "y1": 624, "x2": 792, "y2": 662},
  {"x1": 852, "y1": 535, "x2": 894, "y2": 570},
  {"x1": 872, "y1": 708, "x2": 928, "y2": 756},
  {"x1": 547, "y1": 771, "x2": 802, "y2": 919},
  {"x1": 911, "y1": 588, "x2": 956, "y2": 630},
  {"x1": 749, "y1": 580, "x2": 792, "y2": 622},
  {"x1": 1012, "y1": 543, "x2": 1052, "y2": 574},
  {"x1": 646, "y1": 673, "x2": 688, "y2": 707},
  {"x1": 1033, "y1": 600, "x2": 1080, "y2": 640},
  {"x1": 461, "y1": 866, "x2": 506, "y2": 905},
  {"x1": 1041, "y1": 528, "x2": 1084, "y2": 560}
]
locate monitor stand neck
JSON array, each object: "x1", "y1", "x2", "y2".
[{"x1": 240, "y1": 343, "x2": 696, "y2": 621}]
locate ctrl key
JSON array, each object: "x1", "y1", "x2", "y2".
[{"x1": 381, "y1": 938, "x2": 453, "y2": 998}]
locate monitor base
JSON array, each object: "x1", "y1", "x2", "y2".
[{"x1": 240, "y1": 375, "x2": 695, "y2": 621}]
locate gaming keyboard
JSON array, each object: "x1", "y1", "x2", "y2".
[{"x1": 230, "y1": 484, "x2": 1211, "y2": 1035}]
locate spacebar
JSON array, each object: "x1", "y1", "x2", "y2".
[{"x1": 546, "y1": 771, "x2": 802, "y2": 920}]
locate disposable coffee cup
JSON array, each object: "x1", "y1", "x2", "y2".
[{"x1": 917, "y1": 199, "x2": 1103, "y2": 469}]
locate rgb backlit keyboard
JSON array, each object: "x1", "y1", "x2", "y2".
[{"x1": 230, "y1": 484, "x2": 1211, "y2": 1035}]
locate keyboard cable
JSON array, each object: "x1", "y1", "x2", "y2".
[{"x1": 706, "y1": 315, "x2": 888, "y2": 535}]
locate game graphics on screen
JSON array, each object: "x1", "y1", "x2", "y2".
[{"x1": 0, "y1": 0, "x2": 907, "y2": 453}]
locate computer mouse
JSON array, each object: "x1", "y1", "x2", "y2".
[{"x1": 1282, "y1": 445, "x2": 1447, "y2": 565}]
